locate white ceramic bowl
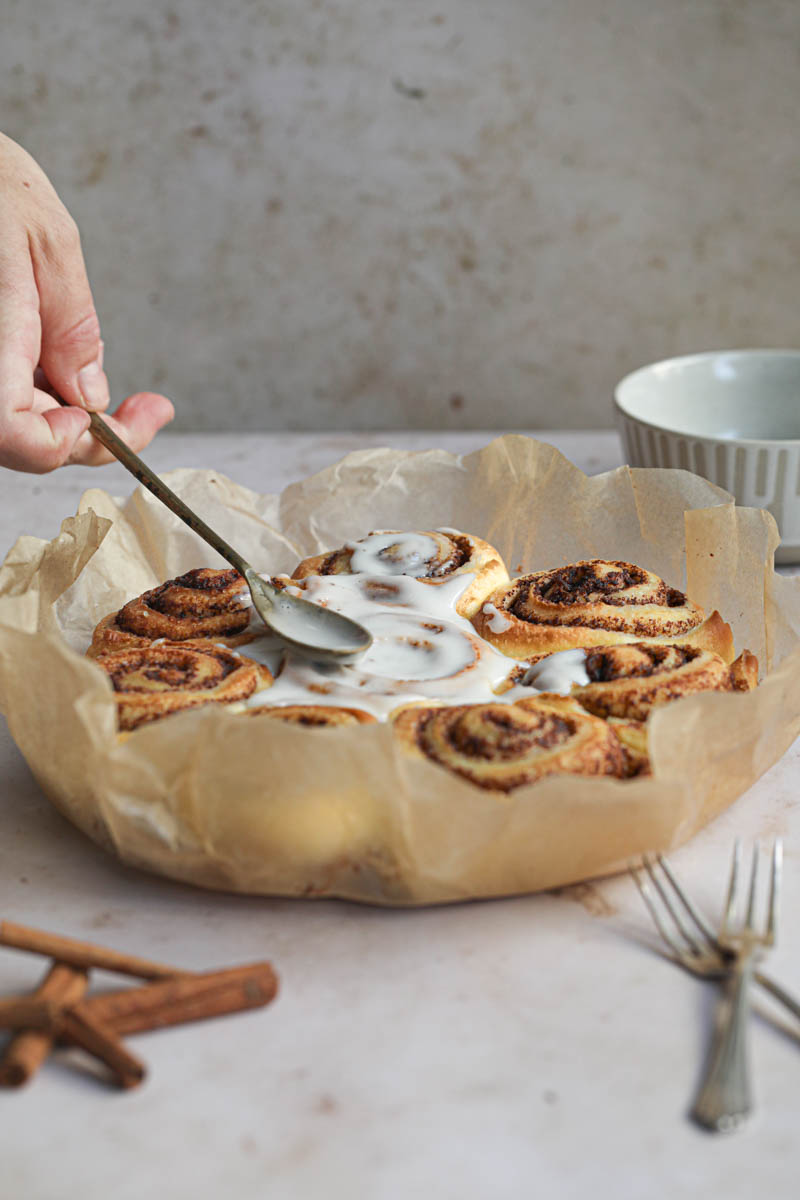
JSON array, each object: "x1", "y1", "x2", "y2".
[{"x1": 614, "y1": 349, "x2": 800, "y2": 564}]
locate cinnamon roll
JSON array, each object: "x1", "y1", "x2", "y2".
[
  {"x1": 553, "y1": 643, "x2": 758, "y2": 778},
  {"x1": 238, "y1": 704, "x2": 376, "y2": 727},
  {"x1": 472, "y1": 559, "x2": 734, "y2": 662},
  {"x1": 572, "y1": 644, "x2": 758, "y2": 721},
  {"x1": 391, "y1": 696, "x2": 625, "y2": 791},
  {"x1": 95, "y1": 642, "x2": 273, "y2": 731},
  {"x1": 88, "y1": 568, "x2": 253, "y2": 657},
  {"x1": 291, "y1": 529, "x2": 508, "y2": 618}
]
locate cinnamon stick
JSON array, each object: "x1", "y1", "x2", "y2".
[
  {"x1": 0, "y1": 921, "x2": 192, "y2": 981},
  {"x1": 78, "y1": 962, "x2": 278, "y2": 1035},
  {"x1": 60, "y1": 1008, "x2": 146, "y2": 1090},
  {"x1": 0, "y1": 997, "x2": 60, "y2": 1031},
  {"x1": 0, "y1": 964, "x2": 87, "y2": 1088}
]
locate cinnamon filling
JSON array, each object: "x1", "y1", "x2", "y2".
[
  {"x1": 107, "y1": 647, "x2": 239, "y2": 694},
  {"x1": 427, "y1": 533, "x2": 472, "y2": 577},
  {"x1": 248, "y1": 706, "x2": 371, "y2": 727},
  {"x1": 361, "y1": 580, "x2": 403, "y2": 603},
  {"x1": 426, "y1": 706, "x2": 574, "y2": 761},
  {"x1": 319, "y1": 551, "x2": 350, "y2": 575},
  {"x1": 585, "y1": 644, "x2": 699, "y2": 682},
  {"x1": 535, "y1": 562, "x2": 687, "y2": 608},
  {"x1": 502, "y1": 565, "x2": 697, "y2": 634},
  {"x1": 117, "y1": 568, "x2": 250, "y2": 638}
]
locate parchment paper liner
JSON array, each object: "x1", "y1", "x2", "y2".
[{"x1": 1, "y1": 436, "x2": 799, "y2": 905}]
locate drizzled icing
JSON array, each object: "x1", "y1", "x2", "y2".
[
  {"x1": 231, "y1": 558, "x2": 592, "y2": 720},
  {"x1": 235, "y1": 572, "x2": 519, "y2": 720},
  {"x1": 517, "y1": 649, "x2": 591, "y2": 693},
  {"x1": 356, "y1": 613, "x2": 478, "y2": 681},
  {"x1": 345, "y1": 531, "x2": 452, "y2": 577},
  {"x1": 481, "y1": 601, "x2": 513, "y2": 634}
]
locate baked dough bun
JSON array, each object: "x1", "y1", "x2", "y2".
[
  {"x1": 569, "y1": 643, "x2": 759, "y2": 776},
  {"x1": 95, "y1": 641, "x2": 273, "y2": 731},
  {"x1": 472, "y1": 559, "x2": 734, "y2": 662},
  {"x1": 291, "y1": 529, "x2": 508, "y2": 618},
  {"x1": 391, "y1": 695, "x2": 625, "y2": 791},
  {"x1": 573, "y1": 643, "x2": 758, "y2": 721},
  {"x1": 88, "y1": 568, "x2": 253, "y2": 657}
]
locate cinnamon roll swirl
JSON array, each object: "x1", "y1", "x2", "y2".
[
  {"x1": 239, "y1": 704, "x2": 376, "y2": 727},
  {"x1": 473, "y1": 559, "x2": 734, "y2": 662},
  {"x1": 95, "y1": 642, "x2": 273, "y2": 731},
  {"x1": 572, "y1": 644, "x2": 758, "y2": 721},
  {"x1": 291, "y1": 529, "x2": 508, "y2": 618},
  {"x1": 88, "y1": 568, "x2": 253, "y2": 657},
  {"x1": 391, "y1": 696, "x2": 625, "y2": 791},
  {"x1": 548, "y1": 643, "x2": 758, "y2": 778}
]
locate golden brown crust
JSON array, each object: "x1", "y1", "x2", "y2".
[
  {"x1": 291, "y1": 530, "x2": 509, "y2": 618},
  {"x1": 654, "y1": 609, "x2": 735, "y2": 664},
  {"x1": 391, "y1": 696, "x2": 625, "y2": 791},
  {"x1": 94, "y1": 641, "x2": 273, "y2": 731},
  {"x1": 472, "y1": 559, "x2": 734, "y2": 661},
  {"x1": 573, "y1": 643, "x2": 755, "y2": 721},
  {"x1": 88, "y1": 568, "x2": 253, "y2": 658},
  {"x1": 730, "y1": 649, "x2": 759, "y2": 691},
  {"x1": 238, "y1": 704, "x2": 377, "y2": 727}
]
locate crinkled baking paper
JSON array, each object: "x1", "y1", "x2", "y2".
[{"x1": 1, "y1": 436, "x2": 799, "y2": 904}]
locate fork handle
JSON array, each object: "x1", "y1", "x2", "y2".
[{"x1": 691, "y1": 958, "x2": 755, "y2": 1132}]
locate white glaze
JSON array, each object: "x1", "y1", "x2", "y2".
[
  {"x1": 346, "y1": 530, "x2": 451, "y2": 577},
  {"x1": 239, "y1": 570, "x2": 518, "y2": 720},
  {"x1": 481, "y1": 601, "x2": 513, "y2": 634},
  {"x1": 294, "y1": 571, "x2": 469, "y2": 612},
  {"x1": 157, "y1": 554, "x2": 592, "y2": 718},
  {"x1": 518, "y1": 648, "x2": 590, "y2": 694}
]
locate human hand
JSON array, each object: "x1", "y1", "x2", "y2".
[{"x1": 0, "y1": 133, "x2": 173, "y2": 472}]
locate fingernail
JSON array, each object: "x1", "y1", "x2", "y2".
[
  {"x1": 97, "y1": 339, "x2": 105, "y2": 370},
  {"x1": 77, "y1": 359, "x2": 110, "y2": 411}
]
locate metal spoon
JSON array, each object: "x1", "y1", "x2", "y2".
[{"x1": 72, "y1": 406, "x2": 372, "y2": 662}]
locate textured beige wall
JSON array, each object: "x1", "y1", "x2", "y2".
[{"x1": 2, "y1": 0, "x2": 799, "y2": 431}]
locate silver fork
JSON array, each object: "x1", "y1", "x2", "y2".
[{"x1": 631, "y1": 841, "x2": 787, "y2": 1132}]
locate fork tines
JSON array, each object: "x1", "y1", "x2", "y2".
[
  {"x1": 719, "y1": 840, "x2": 782, "y2": 949},
  {"x1": 631, "y1": 840, "x2": 783, "y2": 968},
  {"x1": 632, "y1": 854, "x2": 716, "y2": 964}
]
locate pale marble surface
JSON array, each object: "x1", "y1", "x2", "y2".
[{"x1": 2, "y1": 431, "x2": 800, "y2": 1199}]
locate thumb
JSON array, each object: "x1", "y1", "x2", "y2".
[{"x1": 30, "y1": 213, "x2": 110, "y2": 412}]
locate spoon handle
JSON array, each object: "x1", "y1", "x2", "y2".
[{"x1": 78, "y1": 406, "x2": 252, "y2": 578}]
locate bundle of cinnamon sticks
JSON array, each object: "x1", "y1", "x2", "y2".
[{"x1": 0, "y1": 920, "x2": 278, "y2": 1089}]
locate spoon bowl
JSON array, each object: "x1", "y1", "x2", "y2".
[{"x1": 244, "y1": 569, "x2": 372, "y2": 661}]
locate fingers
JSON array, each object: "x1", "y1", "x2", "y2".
[
  {"x1": 66, "y1": 392, "x2": 175, "y2": 466},
  {"x1": 0, "y1": 134, "x2": 110, "y2": 470},
  {"x1": 0, "y1": 135, "x2": 170, "y2": 473},
  {"x1": 0, "y1": 239, "x2": 83, "y2": 472},
  {"x1": 29, "y1": 212, "x2": 111, "y2": 413},
  {"x1": 0, "y1": 395, "x2": 91, "y2": 473},
  {"x1": 1, "y1": 388, "x2": 174, "y2": 472}
]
